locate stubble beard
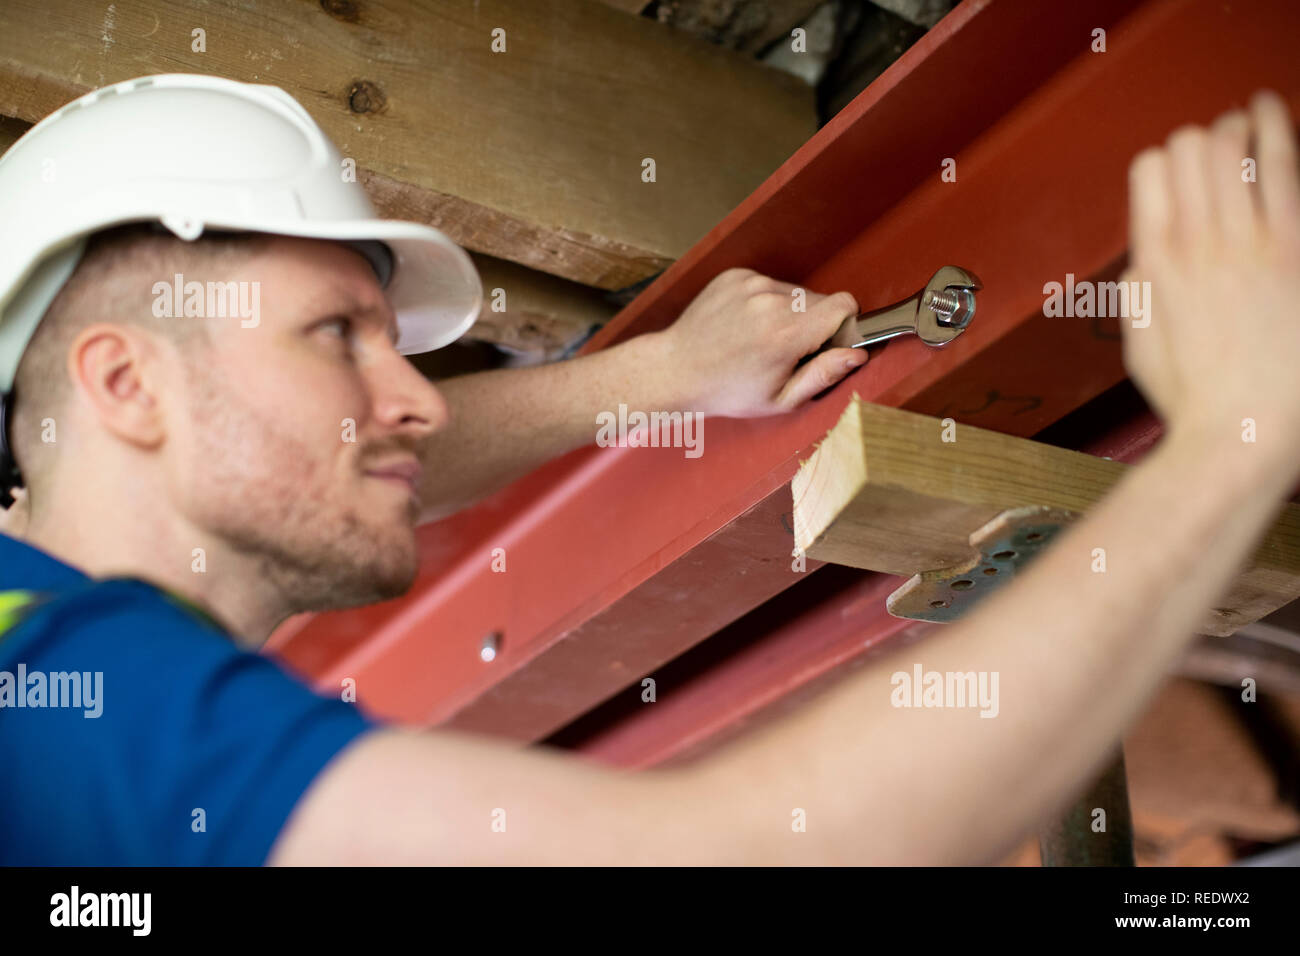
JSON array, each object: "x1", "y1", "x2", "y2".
[{"x1": 184, "y1": 365, "x2": 420, "y2": 617}]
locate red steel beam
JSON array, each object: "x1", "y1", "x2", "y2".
[
  {"x1": 268, "y1": 0, "x2": 1300, "y2": 740},
  {"x1": 547, "y1": 565, "x2": 931, "y2": 770},
  {"x1": 566, "y1": 396, "x2": 1300, "y2": 773},
  {"x1": 552, "y1": 391, "x2": 1165, "y2": 770}
]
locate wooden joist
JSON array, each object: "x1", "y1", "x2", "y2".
[
  {"x1": 0, "y1": 111, "x2": 613, "y2": 364},
  {"x1": 0, "y1": 0, "x2": 815, "y2": 290},
  {"x1": 792, "y1": 398, "x2": 1300, "y2": 636}
]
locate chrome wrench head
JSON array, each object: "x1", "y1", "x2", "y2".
[
  {"x1": 914, "y1": 265, "x2": 981, "y2": 346},
  {"x1": 845, "y1": 265, "x2": 982, "y2": 349}
]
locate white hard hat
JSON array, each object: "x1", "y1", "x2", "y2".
[{"x1": 0, "y1": 73, "x2": 483, "y2": 394}]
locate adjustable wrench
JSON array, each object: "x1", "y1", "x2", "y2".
[{"x1": 833, "y1": 265, "x2": 981, "y2": 350}]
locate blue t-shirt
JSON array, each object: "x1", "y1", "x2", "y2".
[{"x1": 0, "y1": 531, "x2": 378, "y2": 865}]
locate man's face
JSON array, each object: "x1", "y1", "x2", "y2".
[{"x1": 170, "y1": 236, "x2": 447, "y2": 613}]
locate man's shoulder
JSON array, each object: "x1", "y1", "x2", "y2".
[
  {"x1": 0, "y1": 536, "x2": 379, "y2": 865},
  {"x1": 0, "y1": 532, "x2": 233, "y2": 655},
  {"x1": 0, "y1": 570, "x2": 229, "y2": 665},
  {"x1": 0, "y1": 530, "x2": 87, "y2": 594}
]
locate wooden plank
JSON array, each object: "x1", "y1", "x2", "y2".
[
  {"x1": 792, "y1": 397, "x2": 1128, "y2": 571},
  {"x1": 793, "y1": 399, "x2": 1300, "y2": 636},
  {"x1": 2, "y1": 111, "x2": 608, "y2": 365},
  {"x1": 0, "y1": 0, "x2": 815, "y2": 289}
]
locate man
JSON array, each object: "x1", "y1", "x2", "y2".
[{"x1": 1, "y1": 74, "x2": 1297, "y2": 865}]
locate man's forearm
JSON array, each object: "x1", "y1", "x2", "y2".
[
  {"x1": 415, "y1": 332, "x2": 677, "y2": 521},
  {"x1": 695, "y1": 423, "x2": 1300, "y2": 864}
]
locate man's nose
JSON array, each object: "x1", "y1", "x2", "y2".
[{"x1": 366, "y1": 347, "x2": 450, "y2": 438}]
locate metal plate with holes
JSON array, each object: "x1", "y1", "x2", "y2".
[{"x1": 886, "y1": 506, "x2": 1079, "y2": 623}]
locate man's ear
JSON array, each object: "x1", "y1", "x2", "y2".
[{"x1": 67, "y1": 323, "x2": 166, "y2": 451}]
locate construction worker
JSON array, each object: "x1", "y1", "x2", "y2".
[{"x1": 1, "y1": 74, "x2": 1297, "y2": 865}]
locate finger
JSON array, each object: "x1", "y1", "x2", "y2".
[
  {"x1": 775, "y1": 347, "x2": 866, "y2": 410},
  {"x1": 1208, "y1": 109, "x2": 1257, "y2": 248},
  {"x1": 1250, "y1": 89, "x2": 1300, "y2": 238},
  {"x1": 800, "y1": 289, "x2": 860, "y2": 350},
  {"x1": 1118, "y1": 266, "x2": 1161, "y2": 341},
  {"x1": 1128, "y1": 147, "x2": 1173, "y2": 263},
  {"x1": 1166, "y1": 125, "x2": 1215, "y2": 247}
]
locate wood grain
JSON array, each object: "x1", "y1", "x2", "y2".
[
  {"x1": 794, "y1": 397, "x2": 1300, "y2": 636},
  {"x1": 0, "y1": 0, "x2": 815, "y2": 289}
]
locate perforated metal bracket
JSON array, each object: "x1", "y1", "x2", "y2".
[{"x1": 886, "y1": 505, "x2": 1079, "y2": 623}]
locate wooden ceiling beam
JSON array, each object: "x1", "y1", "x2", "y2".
[{"x1": 0, "y1": 0, "x2": 815, "y2": 289}]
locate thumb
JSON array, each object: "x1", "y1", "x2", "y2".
[{"x1": 776, "y1": 348, "x2": 867, "y2": 410}]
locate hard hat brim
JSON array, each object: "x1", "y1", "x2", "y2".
[{"x1": 212, "y1": 217, "x2": 483, "y2": 355}]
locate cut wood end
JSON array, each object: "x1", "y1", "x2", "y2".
[{"x1": 791, "y1": 395, "x2": 870, "y2": 555}]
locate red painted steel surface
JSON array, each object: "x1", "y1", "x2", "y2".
[
  {"x1": 269, "y1": 0, "x2": 1300, "y2": 742},
  {"x1": 554, "y1": 391, "x2": 1165, "y2": 769},
  {"x1": 548, "y1": 565, "x2": 931, "y2": 769}
]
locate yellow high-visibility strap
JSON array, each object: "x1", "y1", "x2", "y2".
[
  {"x1": 0, "y1": 583, "x2": 219, "y2": 640},
  {"x1": 0, "y1": 589, "x2": 39, "y2": 636}
]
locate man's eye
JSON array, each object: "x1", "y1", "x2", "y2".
[{"x1": 316, "y1": 317, "x2": 353, "y2": 342}]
